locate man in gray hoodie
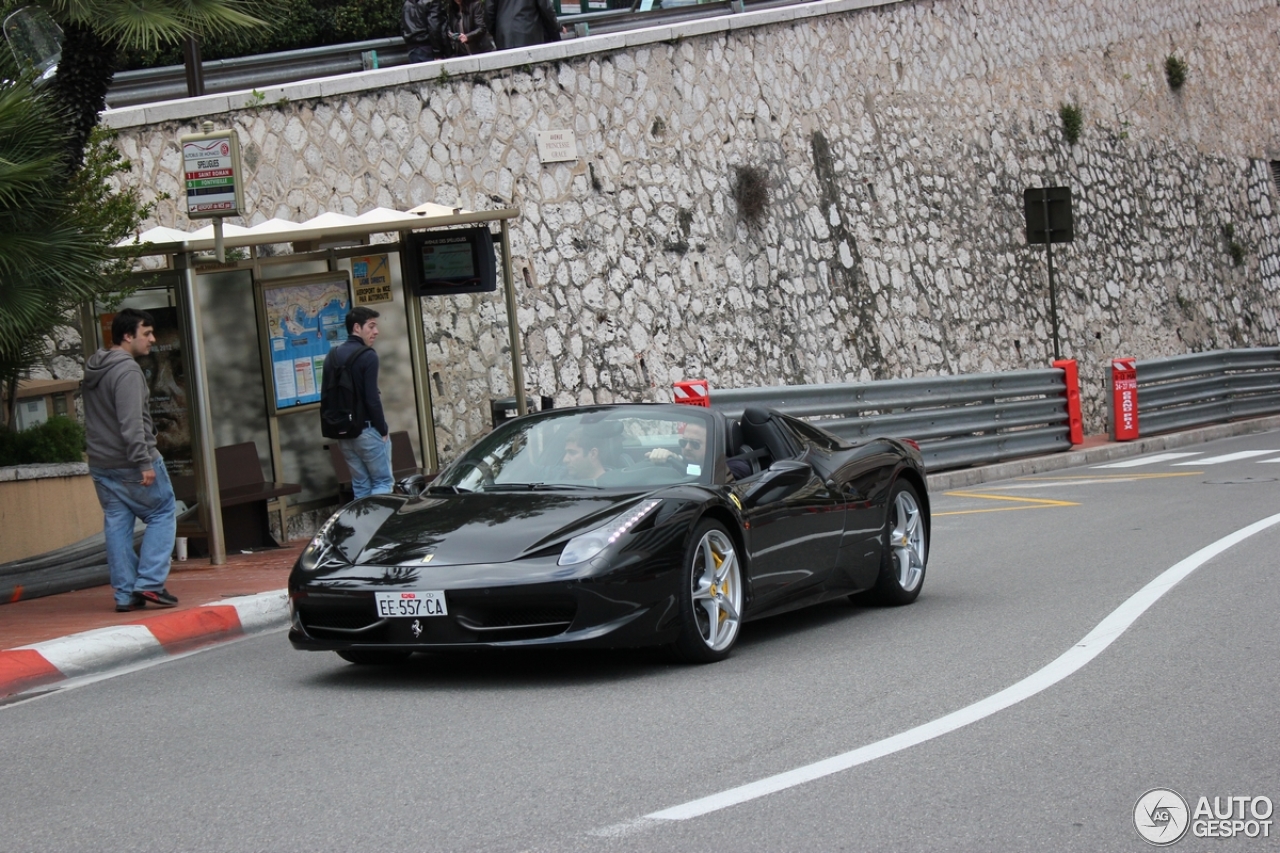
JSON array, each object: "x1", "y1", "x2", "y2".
[{"x1": 83, "y1": 308, "x2": 179, "y2": 612}]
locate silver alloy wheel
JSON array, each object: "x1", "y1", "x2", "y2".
[
  {"x1": 889, "y1": 489, "x2": 926, "y2": 592},
  {"x1": 690, "y1": 528, "x2": 742, "y2": 651}
]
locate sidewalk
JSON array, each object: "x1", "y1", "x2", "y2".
[
  {"x1": 0, "y1": 542, "x2": 304, "y2": 698},
  {"x1": 5, "y1": 415, "x2": 1280, "y2": 699}
]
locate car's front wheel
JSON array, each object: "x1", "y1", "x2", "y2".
[
  {"x1": 336, "y1": 649, "x2": 412, "y2": 665},
  {"x1": 867, "y1": 479, "x2": 927, "y2": 606},
  {"x1": 672, "y1": 521, "x2": 743, "y2": 663}
]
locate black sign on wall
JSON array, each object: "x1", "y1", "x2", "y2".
[
  {"x1": 1024, "y1": 186, "x2": 1074, "y2": 244},
  {"x1": 1023, "y1": 186, "x2": 1075, "y2": 361}
]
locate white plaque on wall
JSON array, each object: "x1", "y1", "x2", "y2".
[{"x1": 537, "y1": 129, "x2": 579, "y2": 163}]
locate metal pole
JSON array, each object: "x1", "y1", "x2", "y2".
[
  {"x1": 401, "y1": 247, "x2": 438, "y2": 472},
  {"x1": 1042, "y1": 194, "x2": 1061, "y2": 361},
  {"x1": 500, "y1": 220, "x2": 528, "y2": 416},
  {"x1": 176, "y1": 251, "x2": 225, "y2": 564},
  {"x1": 181, "y1": 36, "x2": 205, "y2": 97}
]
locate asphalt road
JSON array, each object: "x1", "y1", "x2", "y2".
[{"x1": 3, "y1": 431, "x2": 1279, "y2": 852}]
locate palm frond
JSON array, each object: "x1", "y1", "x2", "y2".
[{"x1": 50, "y1": 0, "x2": 275, "y2": 49}]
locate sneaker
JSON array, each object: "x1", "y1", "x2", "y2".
[
  {"x1": 115, "y1": 594, "x2": 147, "y2": 613},
  {"x1": 136, "y1": 588, "x2": 179, "y2": 608}
]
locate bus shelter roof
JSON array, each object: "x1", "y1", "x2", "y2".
[{"x1": 117, "y1": 203, "x2": 519, "y2": 256}]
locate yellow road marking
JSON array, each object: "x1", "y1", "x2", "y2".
[
  {"x1": 937, "y1": 472, "x2": 1199, "y2": 517},
  {"x1": 935, "y1": 490, "x2": 1079, "y2": 516}
]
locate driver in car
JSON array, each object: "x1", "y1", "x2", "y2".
[{"x1": 647, "y1": 420, "x2": 752, "y2": 480}]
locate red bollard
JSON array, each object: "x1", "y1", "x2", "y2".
[
  {"x1": 672, "y1": 379, "x2": 710, "y2": 407},
  {"x1": 1111, "y1": 358, "x2": 1139, "y2": 440},
  {"x1": 1053, "y1": 359, "x2": 1084, "y2": 445}
]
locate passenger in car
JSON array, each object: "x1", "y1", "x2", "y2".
[{"x1": 562, "y1": 428, "x2": 606, "y2": 482}]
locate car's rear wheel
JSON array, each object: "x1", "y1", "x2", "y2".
[
  {"x1": 336, "y1": 649, "x2": 412, "y2": 665},
  {"x1": 672, "y1": 521, "x2": 743, "y2": 663},
  {"x1": 867, "y1": 480, "x2": 927, "y2": 606}
]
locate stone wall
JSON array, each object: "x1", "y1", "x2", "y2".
[{"x1": 104, "y1": 0, "x2": 1280, "y2": 457}]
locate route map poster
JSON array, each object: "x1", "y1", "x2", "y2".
[{"x1": 261, "y1": 273, "x2": 351, "y2": 411}]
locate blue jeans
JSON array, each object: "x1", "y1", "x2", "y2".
[
  {"x1": 90, "y1": 458, "x2": 178, "y2": 606},
  {"x1": 341, "y1": 426, "x2": 392, "y2": 498}
]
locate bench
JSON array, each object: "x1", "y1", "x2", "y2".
[{"x1": 176, "y1": 442, "x2": 301, "y2": 553}]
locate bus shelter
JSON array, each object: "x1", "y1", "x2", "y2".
[{"x1": 99, "y1": 202, "x2": 524, "y2": 565}]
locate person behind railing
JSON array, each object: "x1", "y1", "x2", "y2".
[
  {"x1": 485, "y1": 0, "x2": 560, "y2": 51},
  {"x1": 403, "y1": 0, "x2": 445, "y2": 62},
  {"x1": 443, "y1": 0, "x2": 495, "y2": 56}
]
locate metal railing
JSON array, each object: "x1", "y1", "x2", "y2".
[
  {"x1": 710, "y1": 368, "x2": 1074, "y2": 471},
  {"x1": 1133, "y1": 348, "x2": 1280, "y2": 436},
  {"x1": 105, "y1": 0, "x2": 804, "y2": 108}
]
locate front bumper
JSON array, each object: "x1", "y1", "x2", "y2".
[{"x1": 288, "y1": 556, "x2": 683, "y2": 652}]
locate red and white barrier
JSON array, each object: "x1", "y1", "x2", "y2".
[{"x1": 673, "y1": 379, "x2": 710, "y2": 407}]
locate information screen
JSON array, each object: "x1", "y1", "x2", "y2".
[
  {"x1": 422, "y1": 242, "x2": 476, "y2": 279},
  {"x1": 402, "y1": 227, "x2": 497, "y2": 296}
]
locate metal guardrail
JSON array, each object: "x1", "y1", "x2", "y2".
[
  {"x1": 108, "y1": 37, "x2": 407, "y2": 108},
  {"x1": 105, "y1": 0, "x2": 804, "y2": 108},
  {"x1": 1134, "y1": 348, "x2": 1280, "y2": 436},
  {"x1": 710, "y1": 369, "x2": 1074, "y2": 472}
]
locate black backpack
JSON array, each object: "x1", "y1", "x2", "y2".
[{"x1": 320, "y1": 345, "x2": 371, "y2": 440}]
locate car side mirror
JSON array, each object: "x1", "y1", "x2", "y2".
[
  {"x1": 397, "y1": 474, "x2": 428, "y2": 497},
  {"x1": 741, "y1": 459, "x2": 811, "y2": 508}
]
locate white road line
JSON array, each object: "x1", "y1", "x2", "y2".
[
  {"x1": 1092, "y1": 452, "x2": 1201, "y2": 468},
  {"x1": 1172, "y1": 450, "x2": 1280, "y2": 465},
  {"x1": 611, "y1": 511, "x2": 1280, "y2": 827}
]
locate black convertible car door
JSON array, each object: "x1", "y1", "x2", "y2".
[
  {"x1": 824, "y1": 449, "x2": 898, "y2": 593},
  {"x1": 737, "y1": 456, "x2": 845, "y2": 615}
]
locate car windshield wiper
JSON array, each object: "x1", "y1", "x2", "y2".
[
  {"x1": 480, "y1": 482, "x2": 600, "y2": 491},
  {"x1": 427, "y1": 484, "x2": 471, "y2": 494}
]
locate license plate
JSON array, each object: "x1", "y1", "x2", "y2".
[{"x1": 374, "y1": 591, "x2": 448, "y2": 618}]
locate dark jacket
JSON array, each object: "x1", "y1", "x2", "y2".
[
  {"x1": 403, "y1": 0, "x2": 445, "y2": 54},
  {"x1": 443, "y1": 0, "x2": 495, "y2": 55},
  {"x1": 485, "y1": 0, "x2": 559, "y2": 51},
  {"x1": 329, "y1": 336, "x2": 388, "y2": 437},
  {"x1": 83, "y1": 348, "x2": 158, "y2": 470}
]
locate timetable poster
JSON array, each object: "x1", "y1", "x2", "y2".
[{"x1": 262, "y1": 274, "x2": 351, "y2": 411}]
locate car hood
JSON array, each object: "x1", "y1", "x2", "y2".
[{"x1": 328, "y1": 490, "x2": 652, "y2": 567}]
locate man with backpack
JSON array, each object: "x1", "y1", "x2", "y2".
[{"x1": 321, "y1": 307, "x2": 392, "y2": 498}]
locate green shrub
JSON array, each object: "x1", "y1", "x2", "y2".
[
  {"x1": 0, "y1": 416, "x2": 87, "y2": 466},
  {"x1": 1165, "y1": 55, "x2": 1188, "y2": 91},
  {"x1": 1058, "y1": 103, "x2": 1083, "y2": 145}
]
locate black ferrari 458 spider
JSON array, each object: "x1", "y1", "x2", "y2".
[{"x1": 289, "y1": 402, "x2": 930, "y2": 664}]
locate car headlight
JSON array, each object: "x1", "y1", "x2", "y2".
[
  {"x1": 558, "y1": 499, "x2": 661, "y2": 566},
  {"x1": 296, "y1": 512, "x2": 346, "y2": 572}
]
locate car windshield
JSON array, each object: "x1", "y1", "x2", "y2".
[{"x1": 434, "y1": 408, "x2": 717, "y2": 491}]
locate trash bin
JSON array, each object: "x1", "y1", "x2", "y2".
[{"x1": 490, "y1": 395, "x2": 555, "y2": 429}]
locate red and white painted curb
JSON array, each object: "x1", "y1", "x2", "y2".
[{"x1": 0, "y1": 590, "x2": 288, "y2": 698}]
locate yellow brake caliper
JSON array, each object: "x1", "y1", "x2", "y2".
[{"x1": 710, "y1": 549, "x2": 728, "y2": 623}]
